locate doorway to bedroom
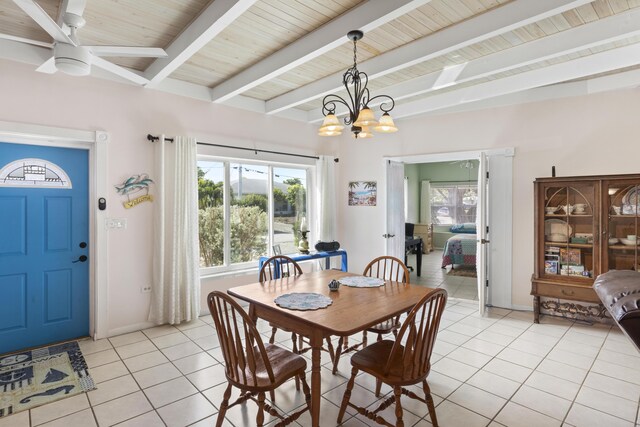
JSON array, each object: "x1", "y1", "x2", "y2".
[
  {"x1": 405, "y1": 159, "x2": 480, "y2": 301},
  {"x1": 386, "y1": 148, "x2": 514, "y2": 313}
]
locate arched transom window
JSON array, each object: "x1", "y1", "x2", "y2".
[{"x1": 0, "y1": 158, "x2": 72, "y2": 188}]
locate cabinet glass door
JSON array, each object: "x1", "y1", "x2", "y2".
[
  {"x1": 604, "y1": 180, "x2": 639, "y2": 271},
  {"x1": 542, "y1": 183, "x2": 597, "y2": 280}
]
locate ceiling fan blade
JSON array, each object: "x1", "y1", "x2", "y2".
[
  {"x1": 88, "y1": 46, "x2": 167, "y2": 58},
  {"x1": 0, "y1": 32, "x2": 53, "y2": 48},
  {"x1": 13, "y1": 0, "x2": 75, "y2": 46},
  {"x1": 36, "y1": 57, "x2": 57, "y2": 74},
  {"x1": 92, "y1": 56, "x2": 150, "y2": 85}
]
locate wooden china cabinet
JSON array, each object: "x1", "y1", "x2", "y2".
[{"x1": 531, "y1": 174, "x2": 640, "y2": 323}]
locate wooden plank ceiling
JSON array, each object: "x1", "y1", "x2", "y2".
[{"x1": 2, "y1": 0, "x2": 640, "y2": 121}]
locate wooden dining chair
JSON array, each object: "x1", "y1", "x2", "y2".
[
  {"x1": 259, "y1": 255, "x2": 304, "y2": 352},
  {"x1": 332, "y1": 255, "x2": 410, "y2": 375},
  {"x1": 207, "y1": 291, "x2": 311, "y2": 427},
  {"x1": 337, "y1": 288, "x2": 448, "y2": 427},
  {"x1": 260, "y1": 255, "x2": 335, "y2": 366}
]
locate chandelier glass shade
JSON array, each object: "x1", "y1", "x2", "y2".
[{"x1": 319, "y1": 30, "x2": 398, "y2": 138}]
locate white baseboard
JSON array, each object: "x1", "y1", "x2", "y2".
[{"x1": 105, "y1": 321, "x2": 156, "y2": 338}]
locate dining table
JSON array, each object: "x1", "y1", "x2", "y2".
[{"x1": 227, "y1": 269, "x2": 435, "y2": 427}]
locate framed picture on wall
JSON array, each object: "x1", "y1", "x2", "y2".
[{"x1": 348, "y1": 181, "x2": 377, "y2": 206}]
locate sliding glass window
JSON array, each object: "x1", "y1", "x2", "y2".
[{"x1": 198, "y1": 158, "x2": 310, "y2": 274}]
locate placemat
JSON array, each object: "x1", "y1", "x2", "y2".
[
  {"x1": 274, "y1": 293, "x2": 333, "y2": 311},
  {"x1": 338, "y1": 276, "x2": 386, "y2": 288}
]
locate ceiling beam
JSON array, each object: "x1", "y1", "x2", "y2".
[
  {"x1": 418, "y1": 68, "x2": 640, "y2": 118},
  {"x1": 266, "y1": 0, "x2": 594, "y2": 115},
  {"x1": 144, "y1": 0, "x2": 258, "y2": 86},
  {"x1": 210, "y1": 0, "x2": 432, "y2": 103},
  {"x1": 307, "y1": 6, "x2": 640, "y2": 122},
  {"x1": 390, "y1": 42, "x2": 640, "y2": 119}
]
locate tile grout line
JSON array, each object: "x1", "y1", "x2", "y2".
[
  {"x1": 560, "y1": 325, "x2": 640, "y2": 427},
  {"x1": 487, "y1": 316, "x2": 577, "y2": 426},
  {"x1": 90, "y1": 323, "x2": 218, "y2": 427}
]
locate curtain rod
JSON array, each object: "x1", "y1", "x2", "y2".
[{"x1": 146, "y1": 134, "x2": 338, "y2": 162}]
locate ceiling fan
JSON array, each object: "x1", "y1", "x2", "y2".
[{"x1": 10, "y1": 0, "x2": 167, "y2": 84}]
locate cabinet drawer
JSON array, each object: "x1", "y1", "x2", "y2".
[{"x1": 533, "y1": 281, "x2": 599, "y2": 303}]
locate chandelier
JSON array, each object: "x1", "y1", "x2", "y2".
[{"x1": 318, "y1": 30, "x2": 398, "y2": 139}]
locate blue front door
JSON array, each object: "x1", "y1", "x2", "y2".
[{"x1": 0, "y1": 143, "x2": 89, "y2": 354}]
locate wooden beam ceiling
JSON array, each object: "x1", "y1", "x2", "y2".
[
  {"x1": 208, "y1": 0, "x2": 433, "y2": 103},
  {"x1": 144, "y1": 0, "x2": 258, "y2": 86},
  {"x1": 265, "y1": 0, "x2": 594, "y2": 115},
  {"x1": 307, "y1": 6, "x2": 640, "y2": 122},
  {"x1": 4, "y1": 0, "x2": 640, "y2": 122}
]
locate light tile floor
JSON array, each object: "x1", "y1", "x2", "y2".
[
  {"x1": 410, "y1": 250, "x2": 479, "y2": 301},
  {"x1": 2, "y1": 296, "x2": 639, "y2": 427}
]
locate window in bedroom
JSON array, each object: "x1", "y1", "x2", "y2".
[
  {"x1": 430, "y1": 184, "x2": 477, "y2": 225},
  {"x1": 197, "y1": 158, "x2": 309, "y2": 274}
]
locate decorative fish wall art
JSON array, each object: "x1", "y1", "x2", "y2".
[{"x1": 115, "y1": 173, "x2": 154, "y2": 208}]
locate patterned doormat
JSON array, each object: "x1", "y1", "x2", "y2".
[
  {"x1": 0, "y1": 341, "x2": 95, "y2": 418},
  {"x1": 447, "y1": 266, "x2": 477, "y2": 278}
]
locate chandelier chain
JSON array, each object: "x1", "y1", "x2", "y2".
[{"x1": 353, "y1": 38, "x2": 358, "y2": 69}]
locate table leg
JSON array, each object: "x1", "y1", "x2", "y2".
[
  {"x1": 325, "y1": 257, "x2": 331, "y2": 270},
  {"x1": 417, "y1": 240, "x2": 423, "y2": 276},
  {"x1": 248, "y1": 304, "x2": 257, "y2": 325},
  {"x1": 341, "y1": 252, "x2": 348, "y2": 272},
  {"x1": 309, "y1": 330, "x2": 322, "y2": 426}
]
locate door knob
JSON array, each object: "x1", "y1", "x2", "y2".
[
  {"x1": 480, "y1": 239, "x2": 490, "y2": 244},
  {"x1": 73, "y1": 255, "x2": 88, "y2": 263},
  {"x1": 382, "y1": 234, "x2": 396, "y2": 238}
]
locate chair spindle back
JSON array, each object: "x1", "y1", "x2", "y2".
[
  {"x1": 259, "y1": 255, "x2": 303, "y2": 282},
  {"x1": 363, "y1": 255, "x2": 410, "y2": 284},
  {"x1": 207, "y1": 291, "x2": 275, "y2": 387},
  {"x1": 385, "y1": 288, "x2": 447, "y2": 381}
]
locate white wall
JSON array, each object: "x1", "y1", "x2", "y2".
[
  {"x1": 3, "y1": 55, "x2": 640, "y2": 330},
  {"x1": 0, "y1": 60, "x2": 329, "y2": 335},
  {"x1": 336, "y1": 88, "x2": 640, "y2": 308}
]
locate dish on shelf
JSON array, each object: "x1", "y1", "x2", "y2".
[
  {"x1": 545, "y1": 206, "x2": 557, "y2": 214},
  {"x1": 559, "y1": 204, "x2": 574, "y2": 214},
  {"x1": 608, "y1": 237, "x2": 619, "y2": 245},
  {"x1": 547, "y1": 233, "x2": 568, "y2": 242},
  {"x1": 544, "y1": 219, "x2": 572, "y2": 238},
  {"x1": 622, "y1": 185, "x2": 640, "y2": 206},
  {"x1": 619, "y1": 238, "x2": 640, "y2": 246}
]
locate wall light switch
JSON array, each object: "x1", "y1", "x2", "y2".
[{"x1": 106, "y1": 218, "x2": 127, "y2": 229}]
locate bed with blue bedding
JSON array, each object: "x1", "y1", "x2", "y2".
[{"x1": 441, "y1": 230, "x2": 477, "y2": 269}]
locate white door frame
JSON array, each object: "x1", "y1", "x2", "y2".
[
  {"x1": 0, "y1": 120, "x2": 109, "y2": 339},
  {"x1": 384, "y1": 147, "x2": 514, "y2": 309}
]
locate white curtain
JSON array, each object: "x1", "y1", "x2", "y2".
[
  {"x1": 420, "y1": 180, "x2": 432, "y2": 225},
  {"x1": 315, "y1": 155, "x2": 337, "y2": 242},
  {"x1": 149, "y1": 135, "x2": 200, "y2": 325}
]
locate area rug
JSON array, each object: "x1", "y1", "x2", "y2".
[
  {"x1": 447, "y1": 266, "x2": 477, "y2": 278},
  {"x1": 0, "y1": 341, "x2": 95, "y2": 418}
]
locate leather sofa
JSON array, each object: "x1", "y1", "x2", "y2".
[{"x1": 593, "y1": 270, "x2": 640, "y2": 352}]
